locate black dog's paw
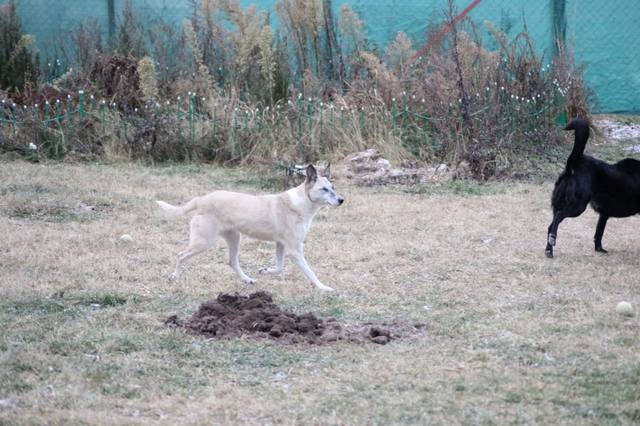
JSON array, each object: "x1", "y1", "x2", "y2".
[
  {"x1": 595, "y1": 247, "x2": 608, "y2": 254},
  {"x1": 545, "y1": 248, "x2": 554, "y2": 258}
]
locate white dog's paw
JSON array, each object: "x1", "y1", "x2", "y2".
[
  {"x1": 259, "y1": 267, "x2": 281, "y2": 274},
  {"x1": 168, "y1": 272, "x2": 179, "y2": 282},
  {"x1": 242, "y1": 277, "x2": 257, "y2": 285},
  {"x1": 316, "y1": 284, "x2": 335, "y2": 292}
]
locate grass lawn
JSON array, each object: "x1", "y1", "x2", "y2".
[{"x1": 0, "y1": 157, "x2": 638, "y2": 425}]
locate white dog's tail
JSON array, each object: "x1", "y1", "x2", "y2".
[{"x1": 156, "y1": 199, "x2": 197, "y2": 220}]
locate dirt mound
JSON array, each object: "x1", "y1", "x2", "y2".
[{"x1": 166, "y1": 292, "x2": 424, "y2": 345}]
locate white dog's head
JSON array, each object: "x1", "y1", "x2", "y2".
[{"x1": 305, "y1": 164, "x2": 344, "y2": 207}]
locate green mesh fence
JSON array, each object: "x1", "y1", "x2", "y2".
[
  {"x1": 0, "y1": 83, "x2": 567, "y2": 163},
  {"x1": 4, "y1": 0, "x2": 640, "y2": 112}
]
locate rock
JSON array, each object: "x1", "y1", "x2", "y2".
[
  {"x1": 345, "y1": 149, "x2": 454, "y2": 186},
  {"x1": 616, "y1": 301, "x2": 634, "y2": 317},
  {"x1": 371, "y1": 335, "x2": 390, "y2": 345},
  {"x1": 346, "y1": 148, "x2": 381, "y2": 163},
  {"x1": 370, "y1": 327, "x2": 391, "y2": 338},
  {"x1": 0, "y1": 151, "x2": 22, "y2": 161},
  {"x1": 596, "y1": 118, "x2": 640, "y2": 140},
  {"x1": 436, "y1": 163, "x2": 449, "y2": 174},
  {"x1": 269, "y1": 326, "x2": 283, "y2": 338},
  {"x1": 322, "y1": 331, "x2": 339, "y2": 342},
  {"x1": 375, "y1": 158, "x2": 391, "y2": 170},
  {"x1": 454, "y1": 160, "x2": 472, "y2": 179}
]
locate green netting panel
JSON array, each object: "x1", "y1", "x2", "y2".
[
  {"x1": 565, "y1": 0, "x2": 640, "y2": 113},
  {"x1": 4, "y1": 0, "x2": 640, "y2": 113}
]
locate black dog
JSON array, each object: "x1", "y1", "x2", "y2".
[{"x1": 546, "y1": 118, "x2": 640, "y2": 257}]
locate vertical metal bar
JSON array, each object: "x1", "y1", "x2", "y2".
[
  {"x1": 78, "y1": 91, "x2": 85, "y2": 118},
  {"x1": 189, "y1": 94, "x2": 195, "y2": 145},
  {"x1": 551, "y1": 0, "x2": 566, "y2": 57},
  {"x1": 11, "y1": 104, "x2": 16, "y2": 137},
  {"x1": 107, "y1": 0, "x2": 116, "y2": 45}
]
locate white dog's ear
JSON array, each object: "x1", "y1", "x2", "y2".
[
  {"x1": 306, "y1": 164, "x2": 317, "y2": 183},
  {"x1": 323, "y1": 163, "x2": 331, "y2": 179}
]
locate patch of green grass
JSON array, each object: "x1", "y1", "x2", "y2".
[
  {"x1": 101, "y1": 383, "x2": 142, "y2": 399},
  {"x1": 3, "y1": 299, "x2": 69, "y2": 316},
  {"x1": 54, "y1": 291, "x2": 130, "y2": 308},
  {"x1": 8, "y1": 203, "x2": 78, "y2": 222},
  {"x1": 226, "y1": 342, "x2": 306, "y2": 370},
  {"x1": 0, "y1": 183, "x2": 56, "y2": 196},
  {"x1": 6, "y1": 200, "x2": 114, "y2": 223},
  {"x1": 155, "y1": 332, "x2": 197, "y2": 354},
  {"x1": 153, "y1": 163, "x2": 205, "y2": 176},
  {"x1": 504, "y1": 391, "x2": 523, "y2": 403},
  {"x1": 104, "y1": 336, "x2": 144, "y2": 355},
  {"x1": 571, "y1": 367, "x2": 640, "y2": 402},
  {"x1": 233, "y1": 174, "x2": 284, "y2": 192},
  {"x1": 403, "y1": 180, "x2": 504, "y2": 197},
  {"x1": 2, "y1": 293, "x2": 128, "y2": 317},
  {"x1": 85, "y1": 362, "x2": 123, "y2": 385},
  {"x1": 47, "y1": 340, "x2": 72, "y2": 356},
  {"x1": 591, "y1": 141, "x2": 640, "y2": 163},
  {"x1": 283, "y1": 294, "x2": 348, "y2": 320},
  {"x1": 0, "y1": 371, "x2": 33, "y2": 394},
  {"x1": 91, "y1": 293, "x2": 127, "y2": 307}
]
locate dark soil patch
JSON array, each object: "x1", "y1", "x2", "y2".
[{"x1": 165, "y1": 291, "x2": 425, "y2": 345}]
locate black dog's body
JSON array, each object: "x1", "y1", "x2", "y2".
[{"x1": 546, "y1": 118, "x2": 640, "y2": 257}]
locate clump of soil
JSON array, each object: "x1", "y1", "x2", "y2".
[{"x1": 165, "y1": 291, "x2": 424, "y2": 345}]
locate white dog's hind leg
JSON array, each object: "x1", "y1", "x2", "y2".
[
  {"x1": 223, "y1": 231, "x2": 256, "y2": 284},
  {"x1": 170, "y1": 214, "x2": 217, "y2": 281},
  {"x1": 170, "y1": 246, "x2": 208, "y2": 281},
  {"x1": 292, "y1": 247, "x2": 334, "y2": 292},
  {"x1": 259, "y1": 242, "x2": 284, "y2": 274}
]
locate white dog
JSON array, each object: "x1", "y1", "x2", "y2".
[{"x1": 156, "y1": 165, "x2": 344, "y2": 292}]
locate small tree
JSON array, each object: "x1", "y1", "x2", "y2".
[
  {"x1": 0, "y1": 1, "x2": 38, "y2": 93},
  {"x1": 115, "y1": 0, "x2": 147, "y2": 57}
]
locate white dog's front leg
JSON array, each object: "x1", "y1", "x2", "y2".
[
  {"x1": 259, "y1": 242, "x2": 284, "y2": 274},
  {"x1": 223, "y1": 231, "x2": 256, "y2": 284},
  {"x1": 293, "y1": 250, "x2": 334, "y2": 292}
]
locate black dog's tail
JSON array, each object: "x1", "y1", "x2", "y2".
[{"x1": 564, "y1": 118, "x2": 590, "y2": 170}]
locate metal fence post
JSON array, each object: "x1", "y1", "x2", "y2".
[
  {"x1": 44, "y1": 101, "x2": 50, "y2": 127},
  {"x1": 78, "y1": 91, "x2": 85, "y2": 118},
  {"x1": 189, "y1": 94, "x2": 195, "y2": 145},
  {"x1": 231, "y1": 108, "x2": 236, "y2": 160},
  {"x1": 66, "y1": 95, "x2": 72, "y2": 122},
  {"x1": 100, "y1": 101, "x2": 106, "y2": 135},
  {"x1": 319, "y1": 103, "x2": 323, "y2": 152},
  {"x1": 11, "y1": 103, "x2": 16, "y2": 137}
]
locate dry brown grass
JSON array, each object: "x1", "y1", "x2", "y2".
[{"x1": 0, "y1": 159, "x2": 639, "y2": 425}]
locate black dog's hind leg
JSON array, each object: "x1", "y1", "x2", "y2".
[
  {"x1": 594, "y1": 214, "x2": 609, "y2": 253},
  {"x1": 546, "y1": 211, "x2": 566, "y2": 258}
]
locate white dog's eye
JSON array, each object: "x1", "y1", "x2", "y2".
[{"x1": 322, "y1": 188, "x2": 329, "y2": 192}]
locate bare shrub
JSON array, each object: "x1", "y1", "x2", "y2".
[
  {"x1": 0, "y1": 0, "x2": 590, "y2": 179},
  {"x1": 115, "y1": 0, "x2": 146, "y2": 57},
  {"x1": 89, "y1": 54, "x2": 142, "y2": 110},
  {"x1": 137, "y1": 56, "x2": 158, "y2": 103},
  {"x1": 0, "y1": 1, "x2": 38, "y2": 97}
]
